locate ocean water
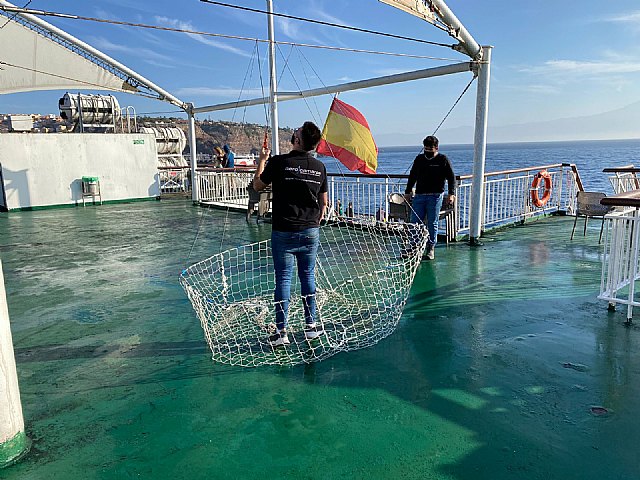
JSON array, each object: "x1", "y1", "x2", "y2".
[{"x1": 324, "y1": 138, "x2": 640, "y2": 194}]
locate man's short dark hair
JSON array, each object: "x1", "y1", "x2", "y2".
[
  {"x1": 300, "y1": 121, "x2": 322, "y2": 151},
  {"x1": 423, "y1": 135, "x2": 439, "y2": 148}
]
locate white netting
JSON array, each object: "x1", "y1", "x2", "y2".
[{"x1": 180, "y1": 218, "x2": 428, "y2": 367}]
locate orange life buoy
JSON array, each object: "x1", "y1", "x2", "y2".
[{"x1": 531, "y1": 170, "x2": 552, "y2": 207}]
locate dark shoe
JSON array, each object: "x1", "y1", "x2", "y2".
[
  {"x1": 425, "y1": 245, "x2": 435, "y2": 260},
  {"x1": 304, "y1": 323, "x2": 325, "y2": 340},
  {"x1": 268, "y1": 330, "x2": 290, "y2": 347}
]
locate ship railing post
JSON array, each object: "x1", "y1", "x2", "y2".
[
  {"x1": 187, "y1": 104, "x2": 199, "y2": 203},
  {"x1": 469, "y1": 46, "x2": 492, "y2": 246},
  {"x1": 266, "y1": 0, "x2": 279, "y2": 156},
  {"x1": 0, "y1": 259, "x2": 30, "y2": 468},
  {"x1": 385, "y1": 177, "x2": 389, "y2": 221}
]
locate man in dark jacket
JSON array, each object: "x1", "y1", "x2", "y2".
[
  {"x1": 253, "y1": 122, "x2": 328, "y2": 347},
  {"x1": 404, "y1": 135, "x2": 456, "y2": 260}
]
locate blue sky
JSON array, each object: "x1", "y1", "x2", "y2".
[{"x1": 3, "y1": 0, "x2": 640, "y2": 144}]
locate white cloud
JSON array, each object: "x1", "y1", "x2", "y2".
[
  {"x1": 154, "y1": 16, "x2": 252, "y2": 58},
  {"x1": 605, "y1": 11, "x2": 640, "y2": 23},
  {"x1": 275, "y1": 16, "x2": 323, "y2": 45},
  {"x1": 92, "y1": 9, "x2": 173, "y2": 49},
  {"x1": 521, "y1": 59, "x2": 640, "y2": 76},
  {"x1": 88, "y1": 36, "x2": 174, "y2": 63},
  {"x1": 274, "y1": 3, "x2": 351, "y2": 45},
  {"x1": 503, "y1": 84, "x2": 561, "y2": 95},
  {"x1": 312, "y1": 6, "x2": 350, "y2": 27}
]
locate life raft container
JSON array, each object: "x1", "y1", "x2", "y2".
[{"x1": 531, "y1": 170, "x2": 552, "y2": 207}]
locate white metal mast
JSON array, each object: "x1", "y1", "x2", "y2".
[
  {"x1": 380, "y1": 0, "x2": 491, "y2": 245},
  {"x1": 193, "y1": 63, "x2": 472, "y2": 114},
  {"x1": 426, "y1": 0, "x2": 481, "y2": 59},
  {"x1": 266, "y1": 0, "x2": 279, "y2": 155},
  {"x1": 188, "y1": 104, "x2": 199, "y2": 203},
  {"x1": 469, "y1": 46, "x2": 492, "y2": 245}
]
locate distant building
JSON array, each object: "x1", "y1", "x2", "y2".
[{"x1": 8, "y1": 115, "x2": 33, "y2": 132}]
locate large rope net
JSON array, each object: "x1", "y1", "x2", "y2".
[{"x1": 180, "y1": 217, "x2": 428, "y2": 367}]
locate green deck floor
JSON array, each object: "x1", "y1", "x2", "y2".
[{"x1": 1, "y1": 200, "x2": 639, "y2": 479}]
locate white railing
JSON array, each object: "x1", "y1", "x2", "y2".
[
  {"x1": 193, "y1": 163, "x2": 583, "y2": 238},
  {"x1": 599, "y1": 208, "x2": 640, "y2": 322},
  {"x1": 327, "y1": 175, "x2": 407, "y2": 220},
  {"x1": 198, "y1": 169, "x2": 254, "y2": 204},
  {"x1": 326, "y1": 164, "x2": 580, "y2": 236},
  {"x1": 456, "y1": 163, "x2": 581, "y2": 234},
  {"x1": 604, "y1": 167, "x2": 640, "y2": 194},
  {"x1": 159, "y1": 167, "x2": 190, "y2": 193}
]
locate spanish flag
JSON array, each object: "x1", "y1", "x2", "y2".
[{"x1": 316, "y1": 97, "x2": 378, "y2": 174}]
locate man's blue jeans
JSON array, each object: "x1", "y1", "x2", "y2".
[
  {"x1": 271, "y1": 228, "x2": 320, "y2": 331},
  {"x1": 410, "y1": 193, "x2": 444, "y2": 247}
]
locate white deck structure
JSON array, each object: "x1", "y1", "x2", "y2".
[{"x1": 0, "y1": 0, "x2": 186, "y2": 210}]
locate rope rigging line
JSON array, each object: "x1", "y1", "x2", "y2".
[
  {"x1": 397, "y1": 73, "x2": 477, "y2": 179},
  {"x1": 271, "y1": 44, "x2": 359, "y2": 182},
  {"x1": 0, "y1": 6, "x2": 462, "y2": 61},
  {"x1": 277, "y1": 45, "x2": 426, "y2": 227},
  {"x1": 254, "y1": 40, "x2": 271, "y2": 147},
  {"x1": 293, "y1": 45, "x2": 333, "y2": 127},
  {"x1": 231, "y1": 41, "x2": 260, "y2": 125},
  {"x1": 270, "y1": 42, "x2": 409, "y2": 224},
  {"x1": 275, "y1": 44, "x2": 324, "y2": 128},
  {"x1": 0, "y1": 0, "x2": 31, "y2": 29},
  {"x1": 432, "y1": 75, "x2": 477, "y2": 135},
  {"x1": 186, "y1": 42, "x2": 269, "y2": 264},
  {"x1": 199, "y1": 0, "x2": 452, "y2": 48}
]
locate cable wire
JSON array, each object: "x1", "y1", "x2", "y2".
[
  {"x1": 0, "y1": 5, "x2": 461, "y2": 60},
  {"x1": 198, "y1": 0, "x2": 452, "y2": 48},
  {"x1": 432, "y1": 75, "x2": 476, "y2": 135},
  {"x1": 0, "y1": 0, "x2": 31, "y2": 29}
]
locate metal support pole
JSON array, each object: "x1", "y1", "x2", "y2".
[
  {"x1": 187, "y1": 106, "x2": 199, "y2": 203},
  {"x1": 0, "y1": 260, "x2": 29, "y2": 468},
  {"x1": 194, "y1": 62, "x2": 472, "y2": 114},
  {"x1": 266, "y1": 0, "x2": 279, "y2": 155},
  {"x1": 469, "y1": 46, "x2": 492, "y2": 246},
  {"x1": 627, "y1": 209, "x2": 640, "y2": 324},
  {"x1": 428, "y1": 0, "x2": 482, "y2": 59}
]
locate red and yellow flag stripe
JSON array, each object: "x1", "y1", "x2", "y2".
[{"x1": 316, "y1": 98, "x2": 378, "y2": 174}]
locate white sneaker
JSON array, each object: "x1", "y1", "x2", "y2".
[
  {"x1": 268, "y1": 330, "x2": 290, "y2": 347},
  {"x1": 304, "y1": 323, "x2": 325, "y2": 340}
]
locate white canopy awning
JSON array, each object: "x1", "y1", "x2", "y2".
[
  {"x1": 0, "y1": 19, "x2": 135, "y2": 94},
  {"x1": 0, "y1": 0, "x2": 187, "y2": 108}
]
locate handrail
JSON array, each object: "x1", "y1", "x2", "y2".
[
  {"x1": 603, "y1": 166, "x2": 640, "y2": 173},
  {"x1": 196, "y1": 167, "x2": 255, "y2": 172},
  {"x1": 603, "y1": 164, "x2": 640, "y2": 194},
  {"x1": 158, "y1": 166, "x2": 190, "y2": 171},
  {"x1": 600, "y1": 190, "x2": 640, "y2": 208},
  {"x1": 457, "y1": 163, "x2": 565, "y2": 179},
  {"x1": 457, "y1": 162, "x2": 583, "y2": 184},
  {"x1": 191, "y1": 162, "x2": 582, "y2": 239}
]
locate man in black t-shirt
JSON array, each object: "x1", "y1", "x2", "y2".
[
  {"x1": 253, "y1": 122, "x2": 328, "y2": 347},
  {"x1": 404, "y1": 135, "x2": 456, "y2": 260}
]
